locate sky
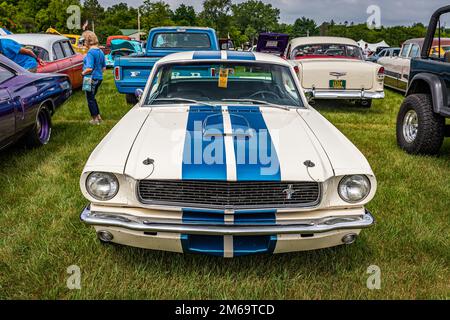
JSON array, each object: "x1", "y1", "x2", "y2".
[{"x1": 96, "y1": 0, "x2": 450, "y2": 26}]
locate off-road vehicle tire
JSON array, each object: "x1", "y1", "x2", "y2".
[{"x1": 396, "y1": 94, "x2": 445, "y2": 155}]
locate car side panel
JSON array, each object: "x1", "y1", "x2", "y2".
[{"x1": 0, "y1": 88, "x2": 14, "y2": 148}]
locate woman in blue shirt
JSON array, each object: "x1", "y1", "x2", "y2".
[{"x1": 81, "y1": 31, "x2": 106, "y2": 125}]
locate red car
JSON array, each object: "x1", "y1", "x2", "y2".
[{"x1": 2, "y1": 34, "x2": 84, "y2": 89}]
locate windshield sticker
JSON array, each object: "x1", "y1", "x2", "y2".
[{"x1": 218, "y1": 68, "x2": 229, "y2": 88}]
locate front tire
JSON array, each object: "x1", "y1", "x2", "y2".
[
  {"x1": 396, "y1": 94, "x2": 445, "y2": 155},
  {"x1": 25, "y1": 106, "x2": 52, "y2": 147},
  {"x1": 126, "y1": 93, "x2": 138, "y2": 105}
]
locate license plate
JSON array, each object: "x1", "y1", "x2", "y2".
[{"x1": 329, "y1": 79, "x2": 346, "y2": 89}]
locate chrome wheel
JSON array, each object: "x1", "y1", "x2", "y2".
[{"x1": 402, "y1": 109, "x2": 418, "y2": 143}]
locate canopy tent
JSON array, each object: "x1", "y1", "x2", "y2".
[
  {"x1": 0, "y1": 28, "x2": 12, "y2": 36},
  {"x1": 357, "y1": 40, "x2": 389, "y2": 51}
]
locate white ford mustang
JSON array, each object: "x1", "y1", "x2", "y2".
[{"x1": 80, "y1": 50, "x2": 376, "y2": 257}]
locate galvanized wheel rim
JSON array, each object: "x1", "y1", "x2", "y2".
[{"x1": 403, "y1": 109, "x2": 418, "y2": 143}]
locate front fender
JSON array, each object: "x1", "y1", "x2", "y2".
[{"x1": 407, "y1": 72, "x2": 450, "y2": 117}]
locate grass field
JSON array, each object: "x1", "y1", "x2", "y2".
[{"x1": 0, "y1": 73, "x2": 449, "y2": 299}]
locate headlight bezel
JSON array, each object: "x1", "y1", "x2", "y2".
[
  {"x1": 85, "y1": 172, "x2": 120, "y2": 201},
  {"x1": 338, "y1": 174, "x2": 371, "y2": 203}
]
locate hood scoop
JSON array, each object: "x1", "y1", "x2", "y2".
[{"x1": 203, "y1": 113, "x2": 253, "y2": 138}]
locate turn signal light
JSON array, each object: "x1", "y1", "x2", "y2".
[
  {"x1": 377, "y1": 67, "x2": 385, "y2": 80},
  {"x1": 114, "y1": 66, "x2": 120, "y2": 81}
]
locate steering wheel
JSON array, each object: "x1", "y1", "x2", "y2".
[{"x1": 247, "y1": 90, "x2": 281, "y2": 100}]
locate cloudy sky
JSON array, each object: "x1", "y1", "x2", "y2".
[{"x1": 97, "y1": 0, "x2": 450, "y2": 26}]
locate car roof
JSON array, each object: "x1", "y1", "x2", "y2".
[
  {"x1": 403, "y1": 38, "x2": 450, "y2": 47},
  {"x1": 289, "y1": 36, "x2": 358, "y2": 47},
  {"x1": 1, "y1": 33, "x2": 68, "y2": 50},
  {"x1": 157, "y1": 50, "x2": 291, "y2": 66},
  {"x1": 150, "y1": 26, "x2": 216, "y2": 32}
]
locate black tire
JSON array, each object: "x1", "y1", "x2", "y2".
[
  {"x1": 126, "y1": 93, "x2": 138, "y2": 105},
  {"x1": 25, "y1": 106, "x2": 52, "y2": 147},
  {"x1": 357, "y1": 99, "x2": 372, "y2": 108},
  {"x1": 396, "y1": 94, "x2": 445, "y2": 155}
]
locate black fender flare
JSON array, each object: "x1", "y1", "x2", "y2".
[{"x1": 406, "y1": 73, "x2": 450, "y2": 117}]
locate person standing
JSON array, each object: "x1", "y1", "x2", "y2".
[
  {"x1": 0, "y1": 38, "x2": 38, "y2": 72},
  {"x1": 81, "y1": 31, "x2": 106, "y2": 125},
  {"x1": 363, "y1": 43, "x2": 371, "y2": 60}
]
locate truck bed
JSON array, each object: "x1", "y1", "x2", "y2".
[{"x1": 114, "y1": 55, "x2": 160, "y2": 94}]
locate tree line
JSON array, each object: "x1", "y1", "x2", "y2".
[{"x1": 0, "y1": 0, "x2": 445, "y2": 46}]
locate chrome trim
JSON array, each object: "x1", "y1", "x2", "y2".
[
  {"x1": 135, "y1": 180, "x2": 323, "y2": 210},
  {"x1": 80, "y1": 205, "x2": 375, "y2": 236},
  {"x1": 304, "y1": 89, "x2": 385, "y2": 99}
]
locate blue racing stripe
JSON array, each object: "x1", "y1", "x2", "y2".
[
  {"x1": 182, "y1": 105, "x2": 226, "y2": 180},
  {"x1": 228, "y1": 106, "x2": 279, "y2": 255},
  {"x1": 193, "y1": 51, "x2": 222, "y2": 60},
  {"x1": 228, "y1": 106, "x2": 281, "y2": 181},
  {"x1": 181, "y1": 105, "x2": 226, "y2": 256},
  {"x1": 226, "y1": 51, "x2": 256, "y2": 60}
]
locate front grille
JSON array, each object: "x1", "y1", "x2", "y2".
[{"x1": 137, "y1": 180, "x2": 321, "y2": 210}]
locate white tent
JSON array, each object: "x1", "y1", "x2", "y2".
[{"x1": 357, "y1": 39, "x2": 389, "y2": 51}]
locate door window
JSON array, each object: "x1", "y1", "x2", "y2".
[
  {"x1": 409, "y1": 44, "x2": 420, "y2": 58},
  {"x1": 400, "y1": 44, "x2": 411, "y2": 58},
  {"x1": 61, "y1": 41, "x2": 75, "y2": 57},
  {"x1": 53, "y1": 43, "x2": 65, "y2": 60}
]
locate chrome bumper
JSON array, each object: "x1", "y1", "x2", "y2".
[
  {"x1": 80, "y1": 206, "x2": 375, "y2": 236},
  {"x1": 305, "y1": 89, "x2": 385, "y2": 100}
]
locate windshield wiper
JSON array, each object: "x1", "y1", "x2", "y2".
[
  {"x1": 221, "y1": 99, "x2": 291, "y2": 110},
  {"x1": 147, "y1": 98, "x2": 217, "y2": 108}
]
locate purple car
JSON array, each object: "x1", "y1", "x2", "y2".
[
  {"x1": 256, "y1": 32, "x2": 289, "y2": 56},
  {"x1": 0, "y1": 55, "x2": 71, "y2": 150}
]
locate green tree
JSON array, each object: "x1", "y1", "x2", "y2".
[
  {"x1": 83, "y1": 0, "x2": 104, "y2": 30},
  {"x1": 103, "y1": 3, "x2": 138, "y2": 29},
  {"x1": 141, "y1": 0, "x2": 174, "y2": 31},
  {"x1": 291, "y1": 17, "x2": 318, "y2": 37},
  {"x1": 34, "y1": 0, "x2": 82, "y2": 33},
  {"x1": 232, "y1": 0, "x2": 279, "y2": 36},
  {"x1": 199, "y1": 0, "x2": 232, "y2": 37},
  {"x1": 173, "y1": 4, "x2": 197, "y2": 26}
]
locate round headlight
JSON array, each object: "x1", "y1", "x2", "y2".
[
  {"x1": 86, "y1": 172, "x2": 119, "y2": 201},
  {"x1": 338, "y1": 175, "x2": 371, "y2": 203}
]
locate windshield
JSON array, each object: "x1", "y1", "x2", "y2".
[
  {"x1": 152, "y1": 32, "x2": 211, "y2": 49},
  {"x1": 292, "y1": 43, "x2": 363, "y2": 60},
  {"x1": 144, "y1": 61, "x2": 304, "y2": 108}
]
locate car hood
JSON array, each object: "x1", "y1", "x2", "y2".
[
  {"x1": 121, "y1": 105, "x2": 338, "y2": 182},
  {"x1": 85, "y1": 104, "x2": 373, "y2": 182}
]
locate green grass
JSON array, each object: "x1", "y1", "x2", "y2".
[{"x1": 0, "y1": 73, "x2": 449, "y2": 299}]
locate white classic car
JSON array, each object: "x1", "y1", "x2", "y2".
[
  {"x1": 286, "y1": 37, "x2": 385, "y2": 107},
  {"x1": 80, "y1": 51, "x2": 376, "y2": 257},
  {"x1": 378, "y1": 38, "x2": 450, "y2": 92}
]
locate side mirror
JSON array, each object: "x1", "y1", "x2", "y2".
[{"x1": 135, "y1": 88, "x2": 144, "y2": 101}]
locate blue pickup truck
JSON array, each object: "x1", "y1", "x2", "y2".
[{"x1": 114, "y1": 26, "x2": 219, "y2": 104}]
